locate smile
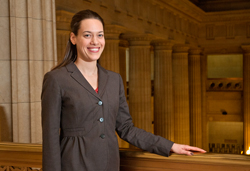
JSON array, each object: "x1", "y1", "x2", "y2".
[{"x1": 87, "y1": 47, "x2": 100, "y2": 52}]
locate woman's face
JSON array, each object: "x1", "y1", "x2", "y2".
[{"x1": 70, "y1": 19, "x2": 105, "y2": 62}]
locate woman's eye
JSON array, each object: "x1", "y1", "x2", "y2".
[
  {"x1": 98, "y1": 34, "x2": 104, "y2": 38},
  {"x1": 84, "y1": 34, "x2": 91, "y2": 38}
]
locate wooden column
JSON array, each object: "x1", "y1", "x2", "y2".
[
  {"x1": 124, "y1": 34, "x2": 153, "y2": 133},
  {"x1": 152, "y1": 40, "x2": 174, "y2": 141},
  {"x1": 118, "y1": 40, "x2": 130, "y2": 148},
  {"x1": 189, "y1": 47, "x2": 202, "y2": 148},
  {"x1": 119, "y1": 40, "x2": 129, "y2": 98},
  {"x1": 241, "y1": 45, "x2": 250, "y2": 154},
  {"x1": 172, "y1": 44, "x2": 190, "y2": 145},
  {"x1": 201, "y1": 49, "x2": 208, "y2": 151},
  {"x1": 99, "y1": 25, "x2": 125, "y2": 73}
]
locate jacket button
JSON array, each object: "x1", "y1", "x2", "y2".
[
  {"x1": 100, "y1": 134, "x2": 105, "y2": 139},
  {"x1": 98, "y1": 101, "x2": 103, "y2": 106},
  {"x1": 99, "y1": 117, "x2": 104, "y2": 123}
]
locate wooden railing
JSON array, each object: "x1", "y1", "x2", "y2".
[
  {"x1": 0, "y1": 143, "x2": 42, "y2": 171},
  {"x1": 1, "y1": 143, "x2": 250, "y2": 171},
  {"x1": 119, "y1": 149, "x2": 250, "y2": 171}
]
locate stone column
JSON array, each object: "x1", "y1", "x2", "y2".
[
  {"x1": 189, "y1": 47, "x2": 202, "y2": 148},
  {"x1": 172, "y1": 44, "x2": 190, "y2": 145},
  {"x1": 98, "y1": 25, "x2": 125, "y2": 73},
  {"x1": 116, "y1": 40, "x2": 130, "y2": 148},
  {"x1": 123, "y1": 34, "x2": 153, "y2": 133},
  {"x1": 0, "y1": 1, "x2": 11, "y2": 142},
  {"x1": 201, "y1": 49, "x2": 208, "y2": 151},
  {"x1": 152, "y1": 40, "x2": 174, "y2": 141},
  {"x1": 119, "y1": 40, "x2": 129, "y2": 98},
  {"x1": 241, "y1": 45, "x2": 250, "y2": 154},
  {"x1": 0, "y1": 0, "x2": 57, "y2": 143}
]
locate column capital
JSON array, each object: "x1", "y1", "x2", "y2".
[
  {"x1": 119, "y1": 39, "x2": 129, "y2": 47},
  {"x1": 241, "y1": 45, "x2": 250, "y2": 53},
  {"x1": 151, "y1": 39, "x2": 174, "y2": 50},
  {"x1": 104, "y1": 25, "x2": 127, "y2": 40},
  {"x1": 121, "y1": 33, "x2": 154, "y2": 46},
  {"x1": 189, "y1": 47, "x2": 202, "y2": 55},
  {"x1": 173, "y1": 44, "x2": 190, "y2": 53}
]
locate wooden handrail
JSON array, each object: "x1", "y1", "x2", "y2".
[
  {"x1": 0, "y1": 142, "x2": 42, "y2": 169},
  {"x1": 1, "y1": 143, "x2": 250, "y2": 171}
]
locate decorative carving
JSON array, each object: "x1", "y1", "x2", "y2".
[
  {"x1": 151, "y1": 40, "x2": 173, "y2": 50},
  {"x1": 0, "y1": 166, "x2": 42, "y2": 171},
  {"x1": 119, "y1": 40, "x2": 129, "y2": 47},
  {"x1": 121, "y1": 33, "x2": 154, "y2": 46},
  {"x1": 173, "y1": 44, "x2": 190, "y2": 53},
  {"x1": 189, "y1": 48, "x2": 202, "y2": 55}
]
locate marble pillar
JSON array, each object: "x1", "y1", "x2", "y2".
[
  {"x1": 152, "y1": 40, "x2": 174, "y2": 141},
  {"x1": 0, "y1": 0, "x2": 57, "y2": 143},
  {"x1": 172, "y1": 44, "x2": 190, "y2": 145},
  {"x1": 98, "y1": 25, "x2": 125, "y2": 73},
  {"x1": 124, "y1": 34, "x2": 153, "y2": 134},
  {"x1": 189, "y1": 47, "x2": 202, "y2": 148},
  {"x1": 241, "y1": 45, "x2": 250, "y2": 154}
]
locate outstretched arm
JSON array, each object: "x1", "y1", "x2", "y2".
[{"x1": 171, "y1": 143, "x2": 206, "y2": 156}]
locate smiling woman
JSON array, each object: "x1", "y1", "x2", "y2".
[{"x1": 41, "y1": 9, "x2": 206, "y2": 171}]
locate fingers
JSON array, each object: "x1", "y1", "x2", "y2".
[{"x1": 184, "y1": 145, "x2": 206, "y2": 152}]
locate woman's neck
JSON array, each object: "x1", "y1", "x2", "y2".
[{"x1": 74, "y1": 58, "x2": 98, "y2": 76}]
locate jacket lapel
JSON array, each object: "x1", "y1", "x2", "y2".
[
  {"x1": 66, "y1": 62, "x2": 100, "y2": 99},
  {"x1": 97, "y1": 63, "x2": 109, "y2": 98},
  {"x1": 65, "y1": 62, "x2": 109, "y2": 99}
]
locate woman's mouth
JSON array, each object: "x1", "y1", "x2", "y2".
[{"x1": 87, "y1": 47, "x2": 100, "y2": 52}]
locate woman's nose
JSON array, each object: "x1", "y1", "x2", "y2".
[{"x1": 90, "y1": 36, "x2": 98, "y2": 45}]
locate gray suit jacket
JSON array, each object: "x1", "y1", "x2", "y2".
[{"x1": 41, "y1": 61, "x2": 174, "y2": 171}]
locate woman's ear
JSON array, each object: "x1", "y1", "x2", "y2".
[{"x1": 70, "y1": 32, "x2": 76, "y2": 45}]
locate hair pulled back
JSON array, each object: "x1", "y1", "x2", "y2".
[{"x1": 52, "y1": 9, "x2": 104, "y2": 70}]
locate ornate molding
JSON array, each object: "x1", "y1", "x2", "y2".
[
  {"x1": 203, "y1": 10, "x2": 250, "y2": 22},
  {"x1": 173, "y1": 44, "x2": 190, "y2": 53},
  {"x1": 0, "y1": 166, "x2": 42, "y2": 171},
  {"x1": 104, "y1": 25, "x2": 127, "y2": 40},
  {"x1": 151, "y1": 39, "x2": 174, "y2": 50},
  {"x1": 189, "y1": 47, "x2": 202, "y2": 55},
  {"x1": 119, "y1": 40, "x2": 129, "y2": 47},
  {"x1": 121, "y1": 33, "x2": 155, "y2": 46}
]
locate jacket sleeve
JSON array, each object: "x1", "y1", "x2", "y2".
[
  {"x1": 115, "y1": 75, "x2": 174, "y2": 157},
  {"x1": 41, "y1": 72, "x2": 61, "y2": 171}
]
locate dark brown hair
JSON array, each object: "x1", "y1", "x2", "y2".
[{"x1": 52, "y1": 9, "x2": 105, "y2": 70}]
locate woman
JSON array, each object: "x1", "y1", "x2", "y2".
[{"x1": 41, "y1": 9, "x2": 206, "y2": 171}]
